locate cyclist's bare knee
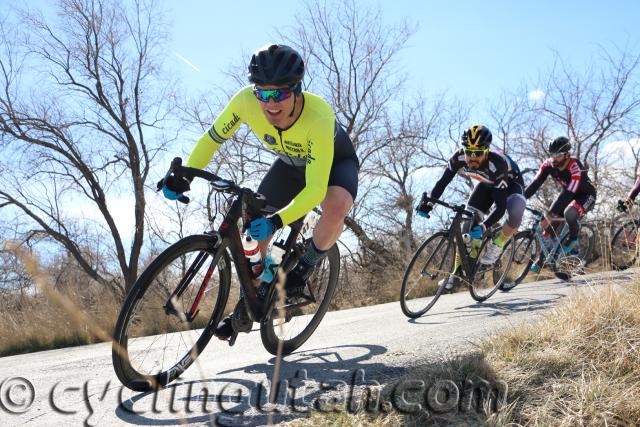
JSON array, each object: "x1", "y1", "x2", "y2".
[{"x1": 320, "y1": 186, "x2": 353, "y2": 221}]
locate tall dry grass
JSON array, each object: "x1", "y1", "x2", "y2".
[
  {"x1": 0, "y1": 290, "x2": 120, "y2": 357},
  {"x1": 288, "y1": 278, "x2": 640, "y2": 426},
  {"x1": 484, "y1": 280, "x2": 640, "y2": 425}
]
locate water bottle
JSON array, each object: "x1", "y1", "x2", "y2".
[
  {"x1": 462, "y1": 233, "x2": 481, "y2": 258},
  {"x1": 259, "y1": 241, "x2": 286, "y2": 285},
  {"x1": 242, "y1": 235, "x2": 263, "y2": 278}
]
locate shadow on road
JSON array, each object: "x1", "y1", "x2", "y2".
[
  {"x1": 408, "y1": 292, "x2": 566, "y2": 325},
  {"x1": 115, "y1": 343, "x2": 401, "y2": 426}
]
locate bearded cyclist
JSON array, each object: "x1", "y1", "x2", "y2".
[
  {"x1": 159, "y1": 44, "x2": 359, "y2": 340},
  {"x1": 416, "y1": 125, "x2": 526, "y2": 289},
  {"x1": 524, "y1": 136, "x2": 596, "y2": 269}
]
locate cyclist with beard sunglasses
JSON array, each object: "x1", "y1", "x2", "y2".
[
  {"x1": 159, "y1": 44, "x2": 359, "y2": 340},
  {"x1": 416, "y1": 125, "x2": 526, "y2": 289},
  {"x1": 524, "y1": 136, "x2": 596, "y2": 267}
]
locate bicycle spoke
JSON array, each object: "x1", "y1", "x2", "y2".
[
  {"x1": 400, "y1": 232, "x2": 453, "y2": 318},
  {"x1": 611, "y1": 220, "x2": 639, "y2": 270},
  {"x1": 469, "y1": 232, "x2": 514, "y2": 301},
  {"x1": 113, "y1": 237, "x2": 228, "y2": 390}
]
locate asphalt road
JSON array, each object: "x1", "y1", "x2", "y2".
[{"x1": 0, "y1": 269, "x2": 635, "y2": 426}]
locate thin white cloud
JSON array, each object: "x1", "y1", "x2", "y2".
[
  {"x1": 528, "y1": 89, "x2": 545, "y2": 101},
  {"x1": 602, "y1": 138, "x2": 640, "y2": 168},
  {"x1": 173, "y1": 52, "x2": 201, "y2": 72}
]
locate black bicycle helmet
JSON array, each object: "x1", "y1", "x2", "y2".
[
  {"x1": 549, "y1": 136, "x2": 571, "y2": 154},
  {"x1": 461, "y1": 125, "x2": 492, "y2": 149},
  {"x1": 247, "y1": 44, "x2": 305, "y2": 86}
]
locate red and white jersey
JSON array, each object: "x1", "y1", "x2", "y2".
[{"x1": 524, "y1": 157, "x2": 596, "y2": 198}]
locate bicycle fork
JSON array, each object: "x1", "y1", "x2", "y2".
[{"x1": 163, "y1": 251, "x2": 216, "y2": 323}]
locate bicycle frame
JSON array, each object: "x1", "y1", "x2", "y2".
[
  {"x1": 164, "y1": 186, "x2": 310, "y2": 326},
  {"x1": 533, "y1": 222, "x2": 569, "y2": 264},
  {"x1": 525, "y1": 208, "x2": 574, "y2": 268},
  {"x1": 423, "y1": 196, "x2": 481, "y2": 284},
  {"x1": 450, "y1": 212, "x2": 479, "y2": 283}
]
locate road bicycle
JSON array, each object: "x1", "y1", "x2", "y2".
[
  {"x1": 112, "y1": 158, "x2": 339, "y2": 391},
  {"x1": 500, "y1": 207, "x2": 595, "y2": 290},
  {"x1": 400, "y1": 196, "x2": 515, "y2": 318},
  {"x1": 610, "y1": 201, "x2": 639, "y2": 270}
]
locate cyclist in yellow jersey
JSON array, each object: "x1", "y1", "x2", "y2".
[{"x1": 160, "y1": 44, "x2": 359, "y2": 340}]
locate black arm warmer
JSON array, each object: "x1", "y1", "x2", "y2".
[{"x1": 429, "y1": 168, "x2": 457, "y2": 200}]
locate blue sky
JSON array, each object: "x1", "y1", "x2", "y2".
[
  {"x1": 167, "y1": 0, "x2": 640, "y2": 105},
  {"x1": 4, "y1": 0, "x2": 639, "y2": 108}
]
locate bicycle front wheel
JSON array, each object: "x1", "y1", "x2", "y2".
[
  {"x1": 469, "y1": 232, "x2": 515, "y2": 302},
  {"x1": 112, "y1": 234, "x2": 231, "y2": 391},
  {"x1": 610, "y1": 219, "x2": 640, "y2": 270},
  {"x1": 399, "y1": 231, "x2": 454, "y2": 318},
  {"x1": 260, "y1": 244, "x2": 340, "y2": 356}
]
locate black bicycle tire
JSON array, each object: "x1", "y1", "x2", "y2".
[
  {"x1": 468, "y1": 231, "x2": 514, "y2": 302},
  {"x1": 610, "y1": 219, "x2": 640, "y2": 270},
  {"x1": 399, "y1": 231, "x2": 453, "y2": 318},
  {"x1": 552, "y1": 222, "x2": 597, "y2": 280},
  {"x1": 112, "y1": 234, "x2": 231, "y2": 391},
  {"x1": 260, "y1": 244, "x2": 340, "y2": 356},
  {"x1": 499, "y1": 230, "x2": 538, "y2": 291},
  {"x1": 578, "y1": 222, "x2": 597, "y2": 265}
]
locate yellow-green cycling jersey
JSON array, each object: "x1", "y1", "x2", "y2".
[{"x1": 187, "y1": 85, "x2": 338, "y2": 226}]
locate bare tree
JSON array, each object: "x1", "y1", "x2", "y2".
[
  {"x1": 0, "y1": 248, "x2": 32, "y2": 297},
  {"x1": 277, "y1": 0, "x2": 417, "y2": 254},
  {"x1": 366, "y1": 94, "x2": 462, "y2": 254},
  {"x1": 533, "y1": 46, "x2": 640, "y2": 185},
  {"x1": 0, "y1": 0, "x2": 176, "y2": 296},
  {"x1": 489, "y1": 90, "x2": 531, "y2": 156}
]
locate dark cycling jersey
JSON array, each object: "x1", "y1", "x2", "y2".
[
  {"x1": 524, "y1": 158, "x2": 595, "y2": 197},
  {"x1": 185, "y1": 85, "x2": 358, "y2": 226},
  {"x1": 431, "y1": 149, "x2": 523, "y2": 195},
  {"x1": 628, "y1": 176, "x2": 640, "y2": 200},
  {"x1": 430, "y1": 149, "x2": 524, "y2": 228}
]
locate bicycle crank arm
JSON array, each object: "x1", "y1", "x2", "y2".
[{"x1": 228, "y1": 331, "x2": 238, "y2": 347}]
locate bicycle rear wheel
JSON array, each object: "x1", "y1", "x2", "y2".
[
  {"x1": 500, "y1": 230, "x2": 539, "y2": 291},
  {"x1": 554, "y1": 222, "x2": 597, "y2": 279},
  {"x1": 399, "y1": 231, "x2": 454, "y2": 318},
  {"x1": 260, "y1": 243, "x2": 340, "y2": 356},
  {"x1": 577, "y1": 222, "x2": 596, "y2": 265},
  {"x1": 610, "y1": 219, "x2": 640, "y2": 270},
  {"x1": 469, "y1": 232, "x2": 515, "y2": 302},
  {"x1": 112, "y1": 234, "x2": 231, "y2": 391}
]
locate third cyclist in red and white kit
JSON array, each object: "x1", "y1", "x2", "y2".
[{"x1": 524, "y1": 136, "x2": 596, "y2": 262}]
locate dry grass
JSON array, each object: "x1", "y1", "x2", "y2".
[
  {"x1": 483, "y1": 280, "x2": 640, "y2": 426},
  {"x1": 282, "y1": 411, "x2": 404, "y2": 427},
  {"x1": 0, "y1": 290, "x2": 120, "y2": 357},
  {"x1": 293, "y1": 278, "x2": 640, "y2": 426}
]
